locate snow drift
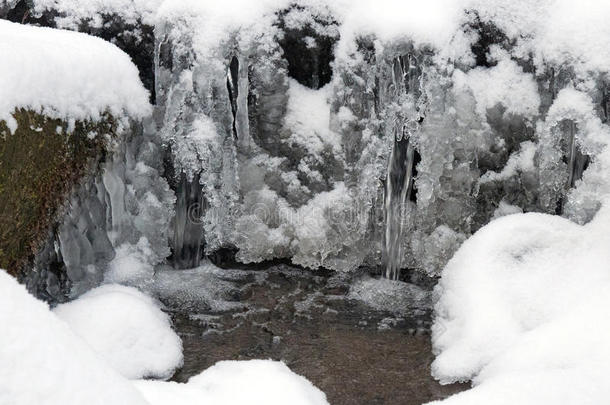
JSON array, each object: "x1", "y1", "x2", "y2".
[{"x1": 430, "y1": 201, "x2": 610, "y2": 404}]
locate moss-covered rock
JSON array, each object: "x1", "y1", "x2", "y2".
[{"x1": 0, "y1": 109, "x2": 114, "y2": 277}]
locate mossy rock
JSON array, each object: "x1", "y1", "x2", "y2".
[{"x1": 0, "y1": 109, "x2": 115, "y2": 277}]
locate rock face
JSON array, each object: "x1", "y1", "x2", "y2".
[
  {"x1": 0, "y1": 111, "x2": 109, "y2": 280},
  {"x1": 25, "y1": 120, "x2": 174, "y2": 301},
  {"x1": 0, "y1": 111, "x2": 173, "y2": 302}
]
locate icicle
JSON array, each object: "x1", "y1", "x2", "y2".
[
  {"x1": 566, "y1": 120, "x2": 589, "y2": 189},
  {"x1": 235, "y1": 54, "x2": 252, "y2": 154}
]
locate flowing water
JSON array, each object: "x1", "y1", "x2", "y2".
[{"x1": 153, "y1": 263, "x2": 467, "y2": 404}]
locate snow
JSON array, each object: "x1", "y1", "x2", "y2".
[
  {"x1": 104, "y1": 239, "x2": 155, "y2": 288},
  {"x1": 0, "y1": 270, "x2": 148, "y2": 405},
  {"x1": 429, "y1": 202, "x2": 610, "y2": 404},
  {"x1": 0, "y1": 20, "x2": 150, "y2": 124},
  {"x1": 452, "y1": 57, "x2": 540, "y2": 119},
  {"x1": 157, "y1": 0, "x2": 610, "y2": 73},
  {"x1": 32, "y1": 0, "x2": 162, "y2": 28},
  {"x1": 53, "y1": 284, "x2": 183, "y2": 380},
  {"x1": 135, "y1": 360, "x2": 329, "y2": 405},
  {"x1": 480, "y1": 141, "x2": 537, "y2": 184},
  {"x1": 470, "y1": 0, "x2": 610, "y2": 75},
  {"x1": 285, "y1": 80, "x2": 341, "y2": 157},
  {"x1": 0, "y1": 269, "x2": 329, "y2": 405}
]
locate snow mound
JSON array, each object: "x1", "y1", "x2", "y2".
[
  {"x1": 0, "y1": 20, "x2": 150, "y2": 124},
  {"x1": 135, "y1": 359, "x2": 329, "y2": 405},
  {"x1": 429, "y1": 202, "x2": 610, "y2": 404},
  {"x1": 0, "y1": 270, "x2": 148, "y2": 405},
  {"x1": 54, "y1": 284, "x2": 183, "y2": 380}
]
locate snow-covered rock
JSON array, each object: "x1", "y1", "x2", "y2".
[
  {"x1": 429, "y1": 201, "x2": 610, "y2": 404},
  {"x1": 0, "y1": 270, "x2": 149, "y2": 405},
  {"x1": 53, "y1": 284, "x2": 183, "y2": 380},
  {"x1": 135, "y1": 359, "x2": 329, "y2": 405},
  {"x1": 0, "y1": 19, "x2": 150, "y2": 125},
  {"x1": 0, "y1": 18, "x2": 174, "y2": 302}
]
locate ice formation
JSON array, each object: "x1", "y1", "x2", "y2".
[
  {"x1": 53, "y1": 284, "x2": 183, "y2": 380},
  {"x1": 3, "y1": 1, "x2": 610, "y2": 403},
  {"x1": 0, "y1": 18, "x2": 174, "y2": 301},
  {"x1": 150, "y1": 0, "x2": 610, "y2": 279},
  {"x1": 2, "y1": 0, "x2": 610, "y2": 289}
]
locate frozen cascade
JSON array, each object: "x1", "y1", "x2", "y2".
[
  {"x1": 383, "y1": 55, "x2": 422, "y2": 280},
  {"x1": 384, "y1": 135, "x2": 417, "y2": 280},
  {"x1": 173, "y1": 172, "x2": 204, "y2": 269},
  {"x1": 9, "y1": 1, "x2": 610, "y2": 296}
]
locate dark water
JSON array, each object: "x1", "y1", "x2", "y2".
[{"x1": 162, "y1": 265, "x2": 467, "y2": 405}]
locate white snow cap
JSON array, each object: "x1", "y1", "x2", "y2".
[
  {"x1": 32, "y1": 0, "x2": 163, "y2": 28},
  {"x1": 155, "y1": 0, "x2": 610, "y2": 74},
  {"x1": 0, "y1": 270, "x2": 148, "y2": 405},
  {"x1": 53, "y1": 284, "x2": 184, "y2": 380},
  {"x1": 135, "y1": 359, "x2": 330, "y2": 405},
  {"x1": 429, "y1": 202, "x2": 610, "y2": 404},
  {"x1": 0, "y1": 20, "x2": 150, "y2": 124}
]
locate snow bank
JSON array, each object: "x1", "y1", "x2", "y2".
[
  {"x1": 0, "y1": 20, "x2": 150, "y2": 124},
  {"x1": 53, "y1": 284, "x2": 183, "y2": 380},
  {"x1": 135, "y1": 360, "x2": 329, "y2": 405},
  {"x1": 429, "y1": 202, "x2": 610, "y2": 404},
  {"x1": 0, "y1": 270, "x2": 328, "y2": 404},
  {"x1": 0, "y1": 270, "x2": 148, "y2": 405}
]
